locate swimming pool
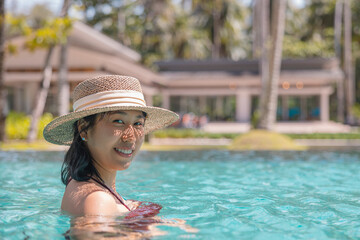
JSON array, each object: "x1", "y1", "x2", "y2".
[{"x1": 1, "y1": 150, "x2": 360, "y2": 239}]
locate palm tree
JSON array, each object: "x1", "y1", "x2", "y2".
[
  {"x1": 27, "y1": 0, "x2": 72, "y2": 142},
  {"x1": 257, "y1": 0, "x2": 287, "y2": 130},
  {"x1": 191, "y1": 0, "x2": 250, "y2": 60},
  {"x1": 255, "y1": 0, "x2": 269, "y2": 128},
  {"x1": 57, "y1": 0, "x2": 72, "y2": 116},
  {"x1": 0, "y1": 0, "x2": 5, "y2": 142},
  {"x1": 343, "y1": 0, "x2": 354, "y2": 124},
  {"x1": 27, "y1": 47, "x2": 54, "y2": 142},
  {"x1": 139, "y1": 0, "x2": 176, "y2": 64},
  {"x1": 334, "y1": 0, "x2": 344, "y2": 122}
]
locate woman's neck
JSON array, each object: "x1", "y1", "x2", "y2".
[{"x1": 94, "y1": 164, "x2": 117, "y2": 191}]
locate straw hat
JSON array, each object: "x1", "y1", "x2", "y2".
[{"x1": 43, "y1": 75, "x2": 179, "y2": 145}]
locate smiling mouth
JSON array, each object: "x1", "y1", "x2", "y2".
[{"x1": 114, "y1": 148, "x2": 134, "y2": 156}]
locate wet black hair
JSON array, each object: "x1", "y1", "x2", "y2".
[
  {"x1": 60, "y1": 111, "x2": 147, "y2": 185},
  {"x1": 61, "y1": 113, "x2": 103, "y2": 185}
]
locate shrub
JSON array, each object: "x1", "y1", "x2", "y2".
[
  {"x1": 5, "y1": 112, "x2": 30, "y2": 139},
  {"x1": 5, "y1": 112, "x2": 54, "y2": 140},
  {"x1": 286, "y1": 133, "x2": 360, "y2": 139},
  {"x1": 37, "y1": 113, "x2": 54, "y2": 139},
  {"x1": 229, "y1": 130, "x2": 306, "y2": 151},
  {"x1": 152, "y1": 128, "x2": 238, "y2": 139}
]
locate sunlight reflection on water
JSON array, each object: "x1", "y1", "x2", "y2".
[{"x1": 1, "y1": 150, "x2": 360, "y2": 239}]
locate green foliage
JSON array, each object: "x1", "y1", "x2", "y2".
[
  {"x1": 6, "y1": 43, "x2": 17, "y2": 54},
  {"x1": 6, "y1": 12, "x2": 73, "y2": 55},
  {"x1": 251, "y1": 110, "x2": 260, "y2": 129},
  {"x1": 74, "y1": 0, "x2": 250, "y2": 66},
  {"x1": 9, "y1": 0, "x2": 359, "y2": 63},
  {"x1": 26, "y1": 17, "x2": 73, "y2": 50},
  {"x1": 5, "y1": 112, "x2": 30, "y2": 139},
  {"x1": 191, "y1": 0, "x2": 251, "y2": 60},
  {"x1": 351, "y1": 103, "x2": 360, "y2": 119},
  {"x1": 37, "y1": 113, "x2": 53, "y2": 139},
  {"x1": 6, "y1": 14, "x2": 32, "y2": 36},
  {"x1": 5, "y1": 9, "x2": 73, "y2": 54},
  {"x1": 72, "y1": 0, "x2": 360, "y2": 62},
  {"x1": 152, "y1": 128, "x2": 238, "y2": 139},
  {"x1": 152, "y1": 128, "x2": 360, "y2": 140},
  {"x1": 282, "y1": 35, "x2": 334, "y2": 58},
  {"x1": 286, "y1": 133, "x2": 360, "y2": 139},
  {"x1": 5, "y1": 112, "x2": 54, "y2": 140},
  {"x1": 28, "y1": 3, "x2": 55, "y2": 28}
]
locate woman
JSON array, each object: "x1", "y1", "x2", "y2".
[{"x1": 44, "y1": 75, "x2": 179, "y2": 216}]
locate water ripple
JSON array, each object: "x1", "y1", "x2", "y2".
[{"x1": 1, "y1": 151, "x2": 360, "y2": 239}]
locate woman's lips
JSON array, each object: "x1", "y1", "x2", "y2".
[{"x1": 114, "y1": 148, "x2": 134, "y2": 157}]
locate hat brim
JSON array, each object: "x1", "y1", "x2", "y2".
[{"x1": 43, "y1": 106, "x2": 179, "y2": 145}]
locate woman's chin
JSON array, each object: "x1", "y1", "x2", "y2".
[{"x1": 116, "y1": 161, "x2": 132, "y2": 171}]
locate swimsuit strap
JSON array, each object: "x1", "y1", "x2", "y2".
[{"x1": 90, "y1": 177, "x2": 131, "y2": 211}]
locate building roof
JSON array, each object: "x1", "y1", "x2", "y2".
[
  {"x1": 156, "y1": 58, "x2": 343, "y2": 89},
  {"x1": 156, "y1": 58, "x2": 340, "y2": 73},
  {"x1": 5, "y1": 21, "x2": 165, "y2": 92},
  {"x1": 69, "y1": 21, "x2": 141, "y2": 62}
]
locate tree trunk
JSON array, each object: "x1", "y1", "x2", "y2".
[
  {"x1": 0, "y1": 0, "x2": 6, "y2": 142},
  {"x1": 334, "y1": 0, "x2": 344, "y2": 122},
  {"x1": 28, "y1": 0, "x2": 71, "y2": 142},
  {"x1": 252, "y1": 0, "x2": 263, "y2": 59},
  {"x1": 58, "y1": 43, "x2": 70, "y2": 116},
  {"x1": 251, "y1": 0, "x2": 257, "y2": 58},
  {"x1": 256, "y1": 0, "x2": 270, "y2": 128},
  {"x1": 27, "y1": 47, "x2": 54, "y2": 142},
  {"x1": 211, "y1": 0, "x2": 221, "y2": 59},
  {"x1": 334, "y1": 0, "x2": 343, "y2": 59},
  {"x1": 257, "y1": 0, "x2": 286, "y2": 130},
  {"x1": 343, "y1": 0, "x2": 354, "y2": 124},
  {"x1": 57, "y1": 0, "x2": 71, "y2": 116}
]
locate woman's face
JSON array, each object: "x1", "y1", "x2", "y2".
[{"x1": 83, "y1": 110, "x2": 145, "y2": 171}]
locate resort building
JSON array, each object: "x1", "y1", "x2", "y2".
[
  {"x1": 155, "y1": 58, "x2": 343, "y2": 123},
  {"x1": 4, "y1": 21, "x2": 343, "y2": 126},
  {"x1": 4, "y1": 21, "x2": 164, "y2": 114}
]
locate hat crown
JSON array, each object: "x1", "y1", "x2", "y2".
[{"x1": 73, "y1": 75, "x2": 143, "y2": 102}]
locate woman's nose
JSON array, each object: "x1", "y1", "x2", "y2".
[{"x1": 121, "y1": 125, "x2": 136, "y2": 142}]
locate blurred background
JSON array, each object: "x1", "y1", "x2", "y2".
[{"x1": 1, "y1": 0, "x2": 360, "y2": 143}]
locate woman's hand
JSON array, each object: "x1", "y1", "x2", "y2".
[{"x1": 125, "y1": 199, "x2": 141, "y2": 211}]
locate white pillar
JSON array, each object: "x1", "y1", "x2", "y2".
[
  {"x1": 199, "y1": 96, "x2": 207, "y2": 114},
  {"x1": 25, "y1": 83, "x2": 38, "y2": 114},
  {"x1": 320, "y1": 92, "x2": 329, "y2": 122},
  {"x1": 215, "y1": 96, "x2": 223, "y2": 117},
  {"x1": 236, "y1": 90, "x2": 251, "y2": 122},
  {"x1": 162, "y1": 91, "x2": 170, "y2": 109},
  {"x1": 180, "y1": 96, "x2": 187, "y2": 113}
]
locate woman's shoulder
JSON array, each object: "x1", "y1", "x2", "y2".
[
  {"x1": 82, "y1": 190, "x2": 120, "y2": 215},
  {"x1": 62, "y1": 180, "x2": 116, "y2": 215},
  {"x1": 61, "y1": 179, "x2": 127, "y2": 216},
  {"x1": 64, "y1": 179, "x2": 103, "y2": 198}
]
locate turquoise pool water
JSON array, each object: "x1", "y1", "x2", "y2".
[{"x1": 1, "y1": 150, "x2": 360, "y2": 239}]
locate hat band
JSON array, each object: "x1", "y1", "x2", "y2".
[{"x1": 73, "y1": 90, "x2": 146, "y2": 111}]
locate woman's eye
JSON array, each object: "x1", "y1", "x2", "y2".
[
  {"x1": 113, "y1": 119, "x2": 124, "y2": 124},
  {"x1": 134, "y1": 122, "x2": 144, "y2": 127}
]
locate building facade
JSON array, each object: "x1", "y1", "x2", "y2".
[
  {"x1": 4, "y1": 21, "x2": 343, "y2": 124},
  {"x1": 4, "y1": 21, "x2": 164, "y2": 115},
  {"x1": 156, "y1": 58, "x2": 342, "y2": 123}
]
